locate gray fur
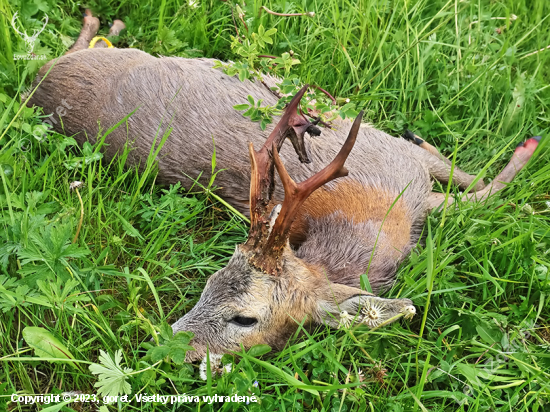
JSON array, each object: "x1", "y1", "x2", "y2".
[
  {"x1": 28, "y1": 48, "x2": 468, "y2": 359},
  {"x1": 28, "y1": 49, "x2": 433, "y2": 291},
  {"x1": 295, "y1": 213, "x2": 413, "y2": 293},
  {"x1": 170, "y1": 246, "x2": 415, "y2": 361}
]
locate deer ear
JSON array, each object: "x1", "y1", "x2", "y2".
[{"x1": 313, "y1": 283, "x2": 416, "y2": 329}]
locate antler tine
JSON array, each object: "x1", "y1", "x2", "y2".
[
  {"x1": 33, "y1": 15, "x2": 49, "y2": 37},
  {"x1": 245, "y1": 85, "x2": 312, "y2": 250},
  {"x1": 11, "y1": 12, "x2": 25, "y2": 37},
  {"x1": 250, "y1": 111, "x2": 364, "y2": 275},
  {"x1": 246, "y1": 141, "x2": 270, "y2": 249},
  {"x1": 256, "y1": 84, "x2": 311, "y2": 162}
]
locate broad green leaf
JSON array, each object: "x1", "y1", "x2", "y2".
[
  {"x1": 23, "y1": 326, "x2": 78, "y2": 369},
  {"x1": 149, "y1": 346, "x2": 170, "y2": 363},
  {"x1": 247, "y1": 344, "x2": 271, "y2": 357},
  {"x1": 238, "y1": 69, "x2": 248, "y2": 82},
  {"x1": 159, "y1": 321, "x2": 173, "y2": 341},
  {"x1": 233, "y1": 104, "x2": 250, "y2": 111},
  {"x1": 168, "y1": 347, "x2": 187, "y2": 365},
  {"x1": 89, "y1": 350, "x2": 133, "y2": 397},
  {"x1": 173, "y1": 331, "x2": 193, "y2": 343}
]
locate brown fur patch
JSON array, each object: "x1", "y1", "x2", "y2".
[{"x1": 289, "y1": 180, "x2": 412, "y2": 256}]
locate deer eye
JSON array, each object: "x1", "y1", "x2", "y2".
[{"x1": 230, "y1": 315, "x2": 257, "y2": 327}]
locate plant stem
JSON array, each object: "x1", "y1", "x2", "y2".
[
  {"x1": 260, "y1": 6, "x2": 315, "y2": 18},
  {"x1": 72, "y1": 187, "x2": 84, "y2": 243}
]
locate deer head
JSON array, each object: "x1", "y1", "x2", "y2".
[
  {"x1": 171, "y1": 86, "x2": 415, "y2": 361},
  {"x1": 11, "y1": 12, "x2": 49, "y2": 54}
]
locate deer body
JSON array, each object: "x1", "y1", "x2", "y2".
[
  {"x1": 27, "y1": 13, "x2": 540, "y2": 360},
  {"x1": 30, "y1": 49, "x2": 429, "y2": 292}
]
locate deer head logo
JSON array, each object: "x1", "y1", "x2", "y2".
[{"x1": 11, "y1": 12, "x2": 48, "y2": 55}]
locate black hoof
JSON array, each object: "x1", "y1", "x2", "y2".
[
  {"x1": 403, "y1": 129, "x2": 424, "y2": 146},
  {"x1": 517, "y1": 136, "x2": 542, "y2": 148},
  {"x1": 306, "y1": 124, "x2": 321, "y2": 137}
]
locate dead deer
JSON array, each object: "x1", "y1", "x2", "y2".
[{"x1": 26, "y1": 12, "x2": 541, "y2": 361}]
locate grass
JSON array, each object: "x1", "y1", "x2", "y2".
[{"x1": 1, "y1": 0, "x2": 550, "y2": 410}]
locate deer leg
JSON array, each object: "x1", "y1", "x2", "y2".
[
  {"x1": 404, "y1": 132, "x2": 487, "y2": 192},
  {"x1": 403, "y1": 130, "x2": 452, "y2": 165},
  {"x1": 109, "y1": 20, "x2": 126, "y2": 36},
  {"x1": 93, "y1": 19, "x2": 126, "y2": 48},
  {"x1": 65, "y1": 9, "x2": 100, "y2": 55},
  {"x1": 428, "y1": 136, "x2": 541, "y2": 210}
]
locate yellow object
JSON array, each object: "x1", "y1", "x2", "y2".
[{"x1": 88, "y1": 36, "x2": 114, "y2": 49}]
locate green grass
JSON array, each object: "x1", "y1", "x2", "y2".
[{"x1": 1, "y1": 0, "x2": 550, "y2": 410}]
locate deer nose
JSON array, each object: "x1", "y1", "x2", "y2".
[
  {"x1": 171, "y1": 311, "x2": 196, "y2": 335},
  {"x1": 171, "y1": 306, "x2": 219, "y2": 343}
]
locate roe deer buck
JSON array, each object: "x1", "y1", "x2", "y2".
[{"x1": 26, "y1": 12, "x2": 542, "y2": 361}]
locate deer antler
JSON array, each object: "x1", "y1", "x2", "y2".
[
  {"x1": 32, "y1": 14, "x2": 49, "y2": 39},
  {"x1": 245, "y1": 85, "x2": 315, "y2": 251},
  {"x1": 246, "y1": 100, "x2": 364, "y2": 275},
  {"x1": 11, "y1": 12, "x2": 26, "y2": 38}
]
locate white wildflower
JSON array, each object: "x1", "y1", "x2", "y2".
[
  {"x1": 338, "y1": 310, "x2": 355, "y2": 329},
  {"x1": 69, "y1": 181, "x2": 83, "y2": 191},
  {"x1": 360, "y1": 301, "x2": 385, "y2": 328},
  {"x1": 401, "y1": 305, "x2": 416, "y2": 320},
  {"x1": 306, "y1": 11, "x2": 315, "y2": 17},
  {"x1": 199, "y1": 354, "x2": 232, "y2": 380},
  {"x1": 522, "y1": 203, "x2": 534, "y2": 215}
]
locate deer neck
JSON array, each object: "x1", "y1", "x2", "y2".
[{"x1": 294, "y1": 213, "x2": 407, "y2": 293}]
